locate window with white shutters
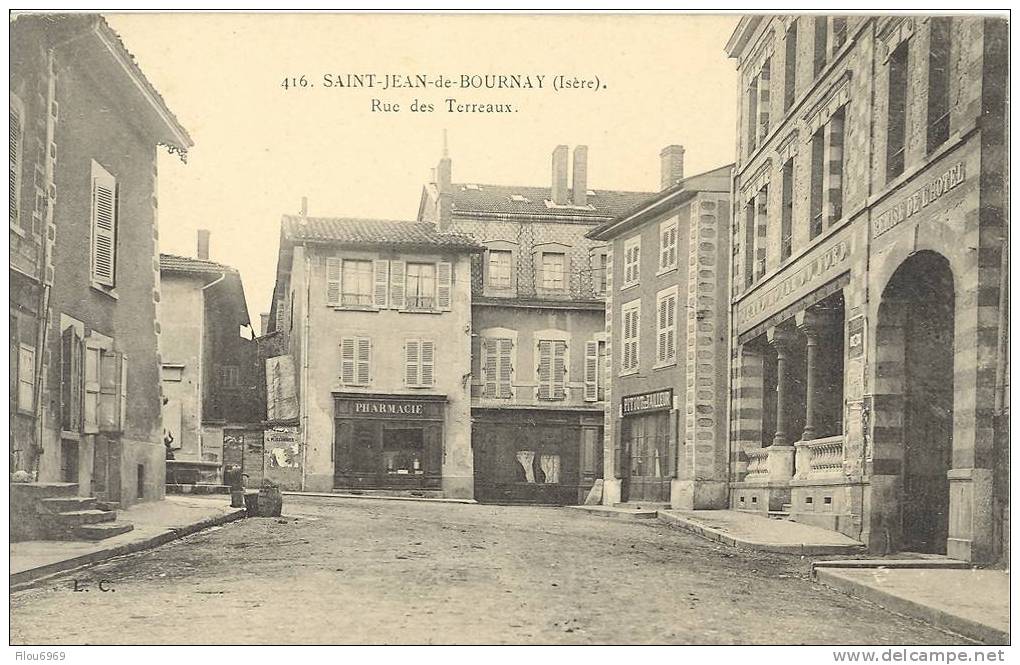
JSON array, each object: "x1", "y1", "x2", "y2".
[
  {"x1": 373, "y1": 259, "x2": 389, "y2": 308},
  {"x1": 583, "y1": 340, "x2": 599, "y2": 402},
  {"x1": 659, "y1": 219, "x2": 678, "y2": 271},
  {"x1": 655, "y1": 287, "x2": 678, "y2": 365},
  {"x1": 481, "y1": 337, "x2": 513, "y2": 399},
  {"x1": 17, "y1": 343, "x2": 35, "y2": 414},
  {"x1": 90, "y1": 160, "x2": 117, "y2": 287},
  {"x1": 9, "y1": 100, "x2": 23, "y2": 230},
  {"x1": 623, "y1": 236, "x2": 640, "y2": 287},
  {"x1": 406, "y1": 262, "x2": 436, "y2": 310},
  {"x1": 389, "y1": 260, "x2": 406, "y2": 309},
  {"x1": 325, "y1": 257, "x2": 341, "y2": 305},
  {"x1": 621, "y1": 300, "x2": 640, "y2": 374},
  {"x1": 405, "y1": 338, "x2": 436, "y2": 388},
  {"x1": 436, "y1": 261, "x2": 452, "y2": 311},
  {"x1": 537, "y1": 340, "x2": 567, "y2": 400},
  {"x1": 98, "y1": 349, "x2": 126, "y2": 432},
  {"x1": 340, "y1": 336, "x2": 371, "y2": 386}
]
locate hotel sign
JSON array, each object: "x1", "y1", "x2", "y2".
[
  {"x1": 736, "y1": 236, "x2": 850, "y2": 334},
  {"x1": 621, "y1": 389, "x2": 673, "y2": 416},
  {"x1": 873, "y1": 162, "x2": 965, "y2": 238}
]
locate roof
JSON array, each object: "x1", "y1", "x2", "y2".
[
  {"x1": 281, "y1": 215, "x2": 484, "y2": 252},
  {"x1": 448, "y1": 183, "x2": 655, "y2": 221},
  {"x1": 159, "y1": 253, "x2": 238, "y2": 275},
  {"x1": 587, "y1": 163, "x2": 734, "y2": 241}
]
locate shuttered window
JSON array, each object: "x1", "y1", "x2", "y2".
[
  {"x1": 436, "y1": 261, "x2": 452, "y2": 311},
  {"x1": 61, "y1": 327, "x2": 84, "y2": 432},
  {"x1": 537, "y1": 340, "x2": 566, "y2": 401},
  {"x1": 373, "y1": 259, "x2": 389, "y2": 308},
  {"x1": 623, "y1": 236, "x2": 640, "y2": 287},
  {"x1": 339, "y1": 336, "x2": 371, "y2": 386},
  {"x1": 583, "y1": 340, "x2": 599, "y2": 402},
  {"x1": 341, "y1": 259, "x2": 373, "y2": 306},
  {"x1": 659, "y1": 219, "x2": 678, "y2": 271},
  {"x1": 9, "y1": 102, "x2": 22, "y2": 229},
  {"x1": 540, "y1": 252, "x2": 566, "y2": 289},
  {"x1": 481, "y1": 337, "x2": 513, "y2": 399},
  {"x1": 656, "y1": 287, "x2": 678, "y2": 365},
  {"x1": 621, "y1": 300, "x2": 640, "y2": 374},
  {"x1": 90, "y1": 160, "x2": 117, "y2": 287},
  {"x1": 98, "y1": 350, "x2": 126, "y2": 432},
  {"x1": 405, "y1": 338, "x2": 436, "y2": 388},
  {"x1": 389, "y1": 260, "x2": 406, "y2": 309},
  {"x1": 16, "y1": 343, "x2": 35, "y2": 414},
  {"x1": 325, "y1": 257, "x2": 341, "y2": 305},
  {"x1": 487, "y1": 250, "x2": 512, "y2": 288}
]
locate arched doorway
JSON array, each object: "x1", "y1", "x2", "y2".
[{"x1": 876, "y1": 251, "x2": 955, "y2": 553}]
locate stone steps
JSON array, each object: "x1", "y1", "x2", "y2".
[
  {"x1": 73, "y1": 522, "x2": 134, "y2": 540},
  {"x1": 40, "y1": 496, "x2": 97, "y2": 512},
  {"x1": 55, "y1": 509, "x2": 117, "y2": 525}
]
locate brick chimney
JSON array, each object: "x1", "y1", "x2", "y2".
[
  {"x1": 551, "y1": 145, "x2": 569, "y2": 205},
  {"x1": 196, "y1": 229, "x2": 210, "y2": 260},
  {"x1": 436, "y1": 130, "x2": 453, "y2": 228},
  {"x1": 571, "y1": 145, "x2": 588, "y2": 206},
  {"x1": 660, "y1": 144, "x2": 685, "y2": 190}
]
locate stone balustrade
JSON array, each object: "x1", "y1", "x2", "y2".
[
  {"x1": 744, "y1": 448, "x2": 771, "y2": 482},
  {"x1": 793, "y1": 435, "x2": 845, "y2": 480}
]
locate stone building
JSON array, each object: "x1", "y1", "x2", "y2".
[
  {"x1": 266, "y1": 215, "x2": 481, "y2": 499},
  {"x1": 587, "y1": 153, "x2": 733, "y2": 508},
  {"x1": 10, "y1": 15, "x2": 192, "y2": 532},
  {"x1": 725, "y1": 15, "x2": 1007, "y2": 561},
  {"x1": 417, "y1": 144, "x2": 655, "y2": 504},
  {"x1": 159, "y1": 231, "x2": 262, "y2": 488}
]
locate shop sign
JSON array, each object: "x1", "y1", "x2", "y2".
[
  {"x1": 873, "y1": 162, "x2": 965, "y2": 238},
  {"x1": 354, "y1": 401, "x2": 425, "y2": 416},
  {"x1": 736, "y1": 237, "x2": 850, "y2": 333},
  {"x1": 621, "y1": 389, "x2": 673, "y2": 416},
  {"x1": 847, "y1": 315, "x2": 866, "y2": 358},
  {"x1": 335, "y1": 395, "x2": 445, "y2": 420}
]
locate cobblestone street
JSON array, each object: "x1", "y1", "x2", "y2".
[{"x1": 10, "y1": 496, "x2": 964, "y2": 645}]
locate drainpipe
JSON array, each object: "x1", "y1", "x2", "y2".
[{"x1": 300, "y1": 251, "x2": 311, "y2": 490}]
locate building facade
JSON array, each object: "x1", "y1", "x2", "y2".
[
  {"x1": 588, "y1": 154, "x2": 733, "y2": 509},
  {"x1": 266, "y1": 216, "x2": 481, "y2": 499},
  {"x1": 418, "y1": 144, "x2": 655, "y2": 504},
  {"x1": 159, "y1": 231, "x2": 262, "y2": 487},
  {"x1": 10, "y1": 15, "x2": 192, "y2": 510},
  {"x1": 726, "y1": 15, "x2": 1007, "y2": 561}
]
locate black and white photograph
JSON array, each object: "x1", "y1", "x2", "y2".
[{"x1": 6, "y1": 8, "x2": 1012, "y2": 655}]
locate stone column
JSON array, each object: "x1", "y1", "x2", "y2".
[
  {"x1": 796, "y1": 309, "x2": 833, "y2": 441},
  {"x1": 766, "y1": 326, "x2": 797, "y2": 481}
]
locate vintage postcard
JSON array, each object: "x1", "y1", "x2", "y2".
[{"x1": 7, "y1": 9, "x2": 1011, "y2": 655}]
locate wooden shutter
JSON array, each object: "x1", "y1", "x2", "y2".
[
  {"x1": 497, "y1": 338, "x2": 513, "y2": 398},
  {"x1": 17, "y1": 343, "x2": 34, "y2": 413},
  {"x1": 355, "y1": 337, "x2": 371, "y2": 385},
  {"x1": 481, "y1": 338, "x2": 496, "y2": 397},
  {"x1": 339, "y1": 337, "x2": 356, "y2": 384},
  {"x1": 9, "y1": 105, "x2": 20, "y2": 226},
  {"x1": 665, "y1": 294, "x2": 676, "y2": 361},
  {"x1": 61, "y1": 327, "x2": 83, "y2": 432},
  {"x1": 420, "y1": 340, "x2": 435, "y2": 387},
  {"x1": 583, "y1": 340, "x2": 599, "y2": 402},
  {"x1": 389, "y1": 260, "x2": 406, "y2": 309},
  {"x1": 405, "y1": 339, "x2": 420, "y2": 387},
  {"x1": 98, "y1": 350, "x2": 123, "y2": 432},
  {"x1": 552, "y1": 341, "x2": 567, "y2": 399},
  {"x1": 90, "y1": 161, "x2": 117, "y2": 287},
  {"x1": 657, "y1": 297, "x2": 668, "y2": 362},
  {"x1": 436, "y1": 261, "x2": 452, "y2": 310},
  {"x1": 83, "y1": 343, "x2": 101, "y2": 433},
  {"x1": 326, "y1": 257, "x2": 342, "y2": 305},
  {"x1": 666, "y1": 413, "x2": 678, "y2": 479},
  {"x1": 372, "y1": 259, "x2": 389, "y2": 308},
  {"x1": 537, "y1": 340, "x2": 552, "y2": 400}
]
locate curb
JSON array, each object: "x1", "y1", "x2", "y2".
[
  {"x1": 565, "y1": 505, "x2": 660, "y2": 521},
  {"x1": 283, "y1": 491, "x2": 477, "y2": 505},
  {"x1": 814, "y1": 568, "x2": 1009, "y2": 646},
  {"x1": 657, "y1": 511, "x2": 865, "y2": 556},
  {"x1": 10, "y1": 507, "x2": 247, "y2": 590}
]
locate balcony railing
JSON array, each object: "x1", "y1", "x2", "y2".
[
  {"x1": 341, "y1": 293, "x2": 373, "y2": 306},
  {"x1": 744, "y1": 448, "x2": 771, "y2": 483},
  {"x1": 794, "y1": 435, "x2": 845, "y2": 480},
  {"x1": 405, "y1": 295, "x2": 435, "y2": 311}
]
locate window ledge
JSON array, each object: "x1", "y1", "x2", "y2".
[
  {"x1": 329, "y1": 304, "x2": 377, "y2": 312},
  {"x1": 619, "y1": 282, "x2": 639, "y2": 292},
  {"x1": 90, "y1": 283, "x2": 119, "y2": 300},
  {"x1": 652, "y1": 360, "x2": 677, "y2": 371},
  {"x1": 10, "y1": 223, "x2": 27, "y2": 239},
  {"x1": 398, "y1": 308, "x2": 442, "y2": 315},
  {"x1": 656, "y1": 265, "x2": 678, "y2": 277},
  {"x1": 619, "y1": 368, "x2": 639, "y2": 377}
]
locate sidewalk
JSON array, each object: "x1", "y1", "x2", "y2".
[
  {"x1": 658, "y1": 509, "x2": 865, "y2": 555},
  {"x1": 814, "y1": 566, "x2": 1010, "y2": 645},
  {"x1": 11, "y1": 495, "x2": 245, "y2": 589}
]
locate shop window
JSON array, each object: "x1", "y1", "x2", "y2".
[
  {"x1": 384, "y1": 427, "x2": 425, "y2": 476},
  {"x1": 487, "y1": 249, "x2": 512, "y2": 289},
  {"x1": 658, "y1": 218, "x2": 678, "y2": 272},
  {"x1": 540, "y1": 252, "x2": 566, "y2": 290},
  {"x1": 784, "y1": 21, "x2": 798, "y2": 111},
  {"x1": 513, "y1": 450, "x2": 561, "y2": 484},
  {"x1": 404, "y1": 338, "x2": 436, "y2": 388},
  {"x1": 622, "y1": 236, "x2": 640, "y2": 287},
  {"x1": 90, "y1": 160, "x2": 118, "y2": 288},
  {"x1": 886, "y1": 42, "x2": 909, "y2": 182},
  {"x1": 655, "y1": 287, "x2": 678, "y2": 365},
  {"x1": 536, "y1": 340, "x2": 567, "y2": 400},
  {"x1": 340, "y1": 336, "x2": 371, "y2": 386},
  {"x1": 481, "y1": 337, "x2": 513, "y2": 398},
  {"x1": 621, "y1": 300, "x2": 640, "y2": 374},
  {"x1": 341, "y1": 259, "x2": 373, "y2": 306},
  {"x1": 927, "y1": 17, "x2": 952, "y2": 154}
]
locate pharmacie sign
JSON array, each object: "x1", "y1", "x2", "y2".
[
  {"x1": 335, "y1": 394, "x2": 446, "y2": 420},
  {"x1": 621, "y1": 389, "x2": 673, "y2": 416},
  {"x1": 873, "y1": 162, "x2": 965, "y2": 238}
]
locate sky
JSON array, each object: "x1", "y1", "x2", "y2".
[{"x1": 105, "y1": 13, "x2": 741, "y2": 332}]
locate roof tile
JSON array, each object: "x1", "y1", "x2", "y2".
[{"x1": 281, "y1": 215, "x2": 483, "y2": 251}]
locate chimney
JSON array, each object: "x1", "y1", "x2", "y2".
[
  {"x1": 259, "y1": 313, "x2": 270, "y2": 336},
  {"x1": 551, "y1": 145, "x2": 569, "y2": 205},
  {"x1": 300, "y1": 196, "x2": 308, "y2": 216},
  {"x1": 571, "y1": 145, "x2": 588, "y2": 206},
  {"x1": 196, "y1": 229, "x2": 210, "y2": 260},
  {"x1": 660, "y1": 144, "x2": 685, "y2": 190},
  {"x1": 436, "y1": 130, "x2": 453, "y2": 228}
]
